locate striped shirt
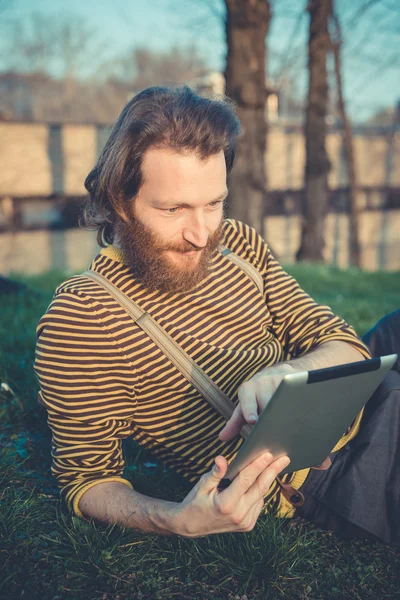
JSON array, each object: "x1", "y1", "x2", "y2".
[{"x1": 34, "y1": 219, "x2": 370, "y2": 519}]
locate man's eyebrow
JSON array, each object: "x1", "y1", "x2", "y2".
[{"x1": 154, "y1": 192, "x2": 228, "y2": 208}]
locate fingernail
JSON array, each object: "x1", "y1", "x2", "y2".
[{"x1": 248, "y1": 414, "x2": 258, "y2": 423}]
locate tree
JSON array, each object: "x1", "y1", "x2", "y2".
[
  {"x1": 296, "y1": 0, "x2": 332, "y2": 262},
  {"x1": 224, "y1": 0, "x2": 271, "y2": 233},
  {"x1": 330, "y1": 9, "x2": 361, "y2": 268},
  {"x1": 0, "y1": 9, "x2": 210, "y2": 124},
  {"x1": 1, "y1": 12, "x2": 104, "y2": 79},
  {"x1": 111, "y1": 46, "x2": 208, "y2": 91},
  {"x1": 0, "y1": 12, "x2": 110, "y2": 122}
]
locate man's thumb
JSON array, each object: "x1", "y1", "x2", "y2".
[
  {"x1": 212, "y1": 462, "x2": 221, "y2": 476},
  {"x1": 201, "y1": 456, "x2": 228, "y2": 493}
]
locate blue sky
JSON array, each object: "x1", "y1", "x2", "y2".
[{"x1": 1, "y1": 0, "x2": 399, "y2": 122}]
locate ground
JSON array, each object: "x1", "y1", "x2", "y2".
[{"x1": 1, "y1": 265, "x2": 399, "y2": 599}]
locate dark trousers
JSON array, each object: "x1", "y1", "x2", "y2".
[{"x1": 297, "y1": 366, "x2": 400, "y2": 545}]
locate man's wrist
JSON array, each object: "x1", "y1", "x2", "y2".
[
  {"x1": 256, "y1": 361, "x2": 294, "y2": 378},
  {"x1": 280, "y1": 341, "x2": 365, "y2": 373},
  {"x1": 145, "y1": 498, "x2": 186, "y2": 536},
  {"x1": 78, "y1": 482, "x2": 185, "y2": 536}
]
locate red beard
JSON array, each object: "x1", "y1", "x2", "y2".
[{"x1": 114, "y1": 214, "x2": 224, "y2": 294}]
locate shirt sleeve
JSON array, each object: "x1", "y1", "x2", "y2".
[
  {"x1": 34, "y1": 289, "x2": 137, "y2": 518},
  {"x1": 262, "y1": 246, "x2": 371, "y2": 360},
  {"x1": 226, "y1": 220, "x2": 371, "y2": 362}
]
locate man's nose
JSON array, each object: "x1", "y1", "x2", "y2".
[{"x1": 182, "y1": 212, "x2": 209, "y2": 248}]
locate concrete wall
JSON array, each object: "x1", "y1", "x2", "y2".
[
  {"x1": 263, "y1": 209, "x2": 400, "y2": 271},
  {"x1": 0, "y1": 212, "x2": 398, "y2": 276},
  {"x1": 0, "y1": 123, "x2": 102, "y2": 197},
  {"x1": 0, "y1": 229, "x2": 99, "y2": 275},
  {"x1": 266, "y1": 127, "x2": 400, "y2": 190},
  {"x1": 1, "y1": 122, "x2": 399, "y2": 196},
  {"x1": 0, "y1": 122, "x2": 398, "y2": 274},
  {"x1": 0, "y1": 123, "x2": 53, "y2": 196}
]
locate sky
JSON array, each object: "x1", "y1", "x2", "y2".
[{"x1": 1, "y1": 0, "x2": 399, "y2": 122}]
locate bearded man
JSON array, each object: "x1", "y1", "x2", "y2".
[{"x1": 35, "y1": 86, "x2": 377, "y2": 539}]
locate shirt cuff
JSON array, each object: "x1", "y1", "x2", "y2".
[{"x1": 72, "y1": 477, "x2": 134, "y2": 519}]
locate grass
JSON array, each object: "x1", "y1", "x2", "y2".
[{"x1": 1, "y1": 264, "x2": 399, "y2": 599}]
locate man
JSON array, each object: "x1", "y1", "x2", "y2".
[{"x1": 34, "y1": 86, "x2": 370, "y2": 538}]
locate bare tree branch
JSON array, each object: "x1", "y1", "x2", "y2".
[{"x1": 275, "y1": 6, "x2": 306, "y2": 80}]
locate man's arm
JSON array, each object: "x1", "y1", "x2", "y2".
[
  {"x1": 34, "y1": 291, "x2": 140, "y2": 516},
  {"x1": 281, "y1": 340, "x2": 365, "y2": 372},
  {"x1": 227, "y1": 221, "x2": 370, "y2": 364},
  {"x1": 78, "y1": 481, "x2": 181, "y2": 534},
  {"x1": 220, "y1": 223, "x2": 371, "y2": 440},
  {"x1": 77, "y1": 453, "x2": 290, "y2": 537}
]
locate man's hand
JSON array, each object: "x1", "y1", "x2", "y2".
[
  {"x1": 173, "y1": 452, "x2": 290, "y2": 537},
  {"x1": 219, "y1": 363, "x2": 294, "y2": 441}
]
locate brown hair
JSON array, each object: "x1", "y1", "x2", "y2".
[{"x1": 82, "y1": 85, "x2": 241, "y2": 246}]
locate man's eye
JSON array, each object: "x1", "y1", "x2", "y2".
[{"x1": 163, "y1": 201, "x2": 222, "y2": 214}]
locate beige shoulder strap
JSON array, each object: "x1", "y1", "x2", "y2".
[
  {"x1": 218, "y1": 245, "x2": 264, "y2": 294},
  {"x1": 83, "y1": 268, "x2": 252, "y2": 439},
  {"x1": 83, "y1": 245, "x2": 264, "y2": 439}
]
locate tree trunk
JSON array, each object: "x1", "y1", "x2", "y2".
[
  {"x1": 333, "y1": 43, "x2": 361, "y2": 267},
  {"x1": 297, "y1": 0, "x2": 332, "y2": 262},
  {"x1": 224, "y1": 0, "x2": 270, "y2": 233},
  {"x1": 331, "y1": 29, "x2": 361, "y2": 267}
]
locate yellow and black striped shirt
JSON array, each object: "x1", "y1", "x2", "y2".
[{"x1": 34, "y1": 219, "x2": 370, "y2": 518}]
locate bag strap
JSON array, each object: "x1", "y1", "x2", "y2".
[{"x1": 217, "y1": 245, "x2": 264, "y2": 294}]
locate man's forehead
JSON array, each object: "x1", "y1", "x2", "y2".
[
  {"x1": 141, "y1": 147, "x2": 226, "y2": 176},
  {"x1": 139, "y1": 147, "x2": 227, "y2": 201}
]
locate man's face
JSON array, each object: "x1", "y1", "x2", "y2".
[{"x1": 115, "y1": 147, "x2": 228, "y2": 293}]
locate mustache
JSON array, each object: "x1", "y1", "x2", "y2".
[
  {"x1": 165, "y1": 243, "x2": 205, "y2": 253},
  {"x1": 121, "y1": 219, "x2": 207, "y2": 253}
]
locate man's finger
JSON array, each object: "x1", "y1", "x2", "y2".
[
  {"x1": 244, "y1": 455, "x2": 291, "y2": 506},
  {"x1": 225, "y1": 451, "x2": 277, "y2": 496},
  {"x1": 237, "y1": 382, "x2": 259, "y2": 424},
  {"x1": 252, "y1": 379, "x2": 276, "y2": 413},
  {"x1": 199, "y1": 456, "x2": 229, "y2": 493},
  {"x1": 218, "y1": 404, "x2": 246, "y2": 441}
]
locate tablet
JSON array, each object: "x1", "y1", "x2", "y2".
[{"x1": 224, "y1": 354, "x2": 398, "y2": 483}]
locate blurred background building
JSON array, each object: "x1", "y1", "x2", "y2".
[{"x1": 0, "y1": 0, "x2": 399, "y2": 274}]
